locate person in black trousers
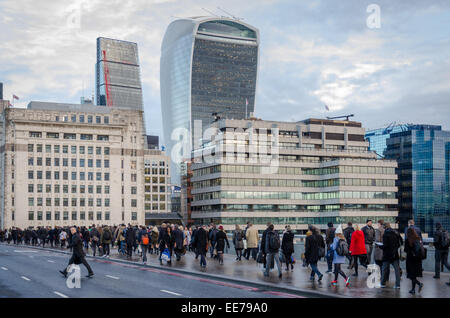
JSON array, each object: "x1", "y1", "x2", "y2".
[
  {"x1": 433, "y1": 223, "x2": 450, "y2": 279},
  {"x1": 405, "y1": 227, "x2": 424, "y2": 294},
  {"x1": 281, "y1": 225, "x2": 295, "y2": 271},
  {"x1": 59, "y1": 227, "x2": 94, "y2": 278}
]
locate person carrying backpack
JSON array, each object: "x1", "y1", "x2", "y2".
[
  {"x1": 380, "y1": 222, "x2": 402, "y2": 288},
  {"x1": 101, "y1": 225, "x2": 112, "y2": 258},
  {"x1": 233, "y1": 225, "x2": 245, "y2": 261},
  {"x1": 325, "y1": 222, "x2": 336, "y2": 273},
  {"x1": 140, "y1": 229, "x2": 150, "y2": 264},
  {"x1": 405, "y1": 227, "x2": 424, "y2": 294},
  {"x1": 305, "y1": 225, "x2": 325, "y2": 281},
  {"x1": 330, "y1": 225, "x2": 350, "y2": 287},
  {"x1": 264, "y1": 224, "x2": 282, "y2": 278},
  {"x1": 433, "y1": 222, "x2": 450, "y2": 279}
]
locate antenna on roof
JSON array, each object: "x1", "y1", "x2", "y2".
[
  {"x1": 217, "y1": 7, "x2": 244, "y2": 21},
  {"x1": 201, "y1": 8, "x2": 219, "y2": 17}
]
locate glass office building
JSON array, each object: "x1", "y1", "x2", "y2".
[
  {"x1": 160, "y1": 17, "x2": 260, "y2": 183},
  {"x1": 96, "y1": 37, "x2": 143, "y2": 110},
  {"x1": 365, "y1": 123, "x2": 409, "y2": 158},
  {"x1": 385, "y1": 125, "x2": 450, "y2": 234}
]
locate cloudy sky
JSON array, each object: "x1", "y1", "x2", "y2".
[{"x1": 1, "y1": 0, "x2": 449, "y2": 144}]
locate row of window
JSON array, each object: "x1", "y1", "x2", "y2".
[
  {"x1": 144, "y1": 203, "x2": 167, "y2": 211},
  {"x1": 28, "y1": 144, "x2": 110, "y2": 155},
  {"x1": 144, "y1": 176, "x2": 167, "y2": 184},
  {"x1": 28, "y1": 171, "x2": 110, "y2": 181},
  {"x1": 28, "y1": 184, "x2": 110, "y2": 194},
  {"x1": 29, "y1": 158, "x2": 109, "y2": 168},
  {"x1": 193, "y1": 190, "x2": 397, "y2": 201},
  {"x1": 28, "y1": 197, "x2": 112, "y2": 207},
  {"x1": 144, "y1": 168, "x2": 168, "y2": 175},
  {"x1": 193, "y1": 178, "x2": 396, "y2": 189},
  {"x1": 192, "y1": 203, "x2": 393, "y2": 212},
  {"x1": 28, "y1": 211, "x2": 138, "y2": 221},
  {"x1": 30, "y1": 132, "x2": 109, "y2": 141}
]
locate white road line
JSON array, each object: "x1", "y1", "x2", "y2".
[
  {"x1": 106, "y1": 275, "x2": 120, "y2": 280},
  {"x1": 160, "y1": 289, "x2": 182, "y2": 296},
  {"x1": 53, "y1": 291, "x2": 69, "y2": 298},
  {"x1": 47, "y1": 260, "x2": 55, "y2": 263},
  {"x1": 21, "y1": 276, "x2": 31, "y2": 281},
  {"x1": 1, "y1": 267, "x2": 8, "y2": 270}
]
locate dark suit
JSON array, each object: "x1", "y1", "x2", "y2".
[{"x1": 63, "y1": 233, "x2": 93, "y2": 275}]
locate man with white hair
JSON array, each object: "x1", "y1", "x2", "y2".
[{"x1": 59, "y1": 227, "x2": 94, "y2": 278}]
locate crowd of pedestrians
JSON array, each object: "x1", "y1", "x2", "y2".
[{"x1": 1, "y1": 218, "x2": 449, "y2": 293}]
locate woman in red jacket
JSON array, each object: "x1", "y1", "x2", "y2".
[{"x1": 349, "y1": 225, "x2": 367, "y2": 277}]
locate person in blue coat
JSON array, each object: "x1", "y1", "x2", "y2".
[{"x1": 330, "y1": 226, "x2": 350, "y2": 287}]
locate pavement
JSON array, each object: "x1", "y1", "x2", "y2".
[{"x1": 1, "y1": 242, "x2": 449, "y2": 298}]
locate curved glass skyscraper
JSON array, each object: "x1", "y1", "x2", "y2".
[{"x1": 160, "y1": 17, "x2": 260, "y2": 182}]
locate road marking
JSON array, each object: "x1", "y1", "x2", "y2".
[
  {"x1": 106, "y1": 275, "x2": 119, "y2": 280},
  {"x1": 21, "y1": 276, "x2": 31, "y2": 281},
  {"x1": 160, "y1": 289, "x2": 182, "y2": 296},
  {"x1": 14, "y1": 250, "x2": 37, "y2": 253},
  {"x1": 47, "y1": 260, "x2": 55, "y2": 263},
  {"x1": 1, "y1": 267, "x2": 8, "y2": 270},
  {"x1": 53, "y1": 291, "x2": 69, "y2": 298}
]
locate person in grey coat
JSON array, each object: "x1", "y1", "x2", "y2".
[
  {"x1": 232, "y1": 225, "x2": 245, "y2": 261},
  {"x1": 374, "y1": 219, "x2": 385, "y2": 269}
]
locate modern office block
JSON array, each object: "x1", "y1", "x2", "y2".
[
  {"x1": 189, "y1": 118, "x2": 398, "y2": 232},
  {"x1": 160, "y1": 17, "x2": 260, "y2": 182},
  {"x1": 96, "y1": 37, "x2": 143, "y2": 110},
  {"x1": 385, "y1": 125, "x2": 450, "y2": 234}
]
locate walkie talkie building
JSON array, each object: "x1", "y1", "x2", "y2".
[
  {"x1": 160, "y1": 17, "x2": 260, "y2": 181},
  {"x1": 96, "y1": 37, "x2": 143, "y2": 110}
]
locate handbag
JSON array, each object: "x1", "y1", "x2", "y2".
[
  {"x1": 243, "y1": 239, "x2": 248, "y2": 250},
  {"x1": 161, "y1": 248, "x2": 171, "y2": 262},
  {"x1": 279, "y1": 251, "x2": 286, "y2": 263},
  {"x1": 256, "y1": 251, "x2": 264, "y2": 264},
  {"x1": 318, "y1": 247, "x2": 325, "y2": 258},
  {"x1": 291, "y1": 255, "x2": 296, "y2": 264}
]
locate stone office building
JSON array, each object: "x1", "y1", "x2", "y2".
[
  {"x1": 190, "y1": 118, "x2": 399, "y2": 232},
  {"x1": 0, "y1": 101, "x2": 149, "y2": 229}
]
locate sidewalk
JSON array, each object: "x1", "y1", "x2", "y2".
[{"x1": 4, "y1": 242, "x2": 450, "y2": 298}]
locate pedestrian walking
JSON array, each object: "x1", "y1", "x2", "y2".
[
  {"x1": 433, "y1": 222, "x2": 450, "y2": 279},
  {"x1": 263, "y1": 224, "x2": 282, "y2": 278},
  {"x1": 405, "y1": 227, "x2": 424, "y2": 294},
  {"x1": 90, "y1": 225, "x2": 100, "y2": 256},
  {"x1": 125, "y1": 224, "x2": 136, "y2": 260},
  {"x1": 343, "y1": 222, "x2": 354, "y2": 269},
  {"x1": 59, "y1": 227, "x2": 94, "y2": 278},
  {"x1": 141, "y1": 231, "x2": 150, "y2": 264},
  {"x1": 151, "y1": 226, "x2": 159, "y2": 255},
  {"x1": 305, "y1": 225, "x2": 325, "y2": 281},
  {"x1": 232, "y1": 225, "x2": 245, "y2": 261},
  {"x1": 281, "y1": 225, "x2": 295, "y2": 272},
  {"x1": 260, "y1": 223, "x2": 272, "y2": 269},
  {"x1": 330, "y1": 226, "x2": 350, "y2": 287},
  {"x1": 245, "y1": 223, "x2": 259, "y2": 260},
  {"x1": 208, "y1": 223, "x2": 218, "y2": 259},
  {"x1": 159, "y1": 225, "x2": 174, "y2": 265},
  {"x1": 173, "y1": 225, "x2": 185, "y2": 261},
  {"x1": 325, "y1": 222, "x2": 336, "y2": 273},
  {"x1": 196, "y1": 225, "x2": 208, "y2": 268},
  {"x1": 404, "y1": 219, "x2": 423, "y2": 240},
  {"x1": 100, "y1": 225, "x2": 112, "y2": 258},
  {"x1": 362, "y1": 219, "x2": 375, "y2": 264},
  {"x1": 380, "y1": 222, "x2": 402, "y2": 288},
  {"x1": 349, "y1": 225, "x2": 367, "y2": 277},
  {"x1": 374, "y1": 220, "x2": 385, "y2": 270},
  {"x1": 216, "y1": 225, "x2": 230, "y2": 265}
]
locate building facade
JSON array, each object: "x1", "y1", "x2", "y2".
[
  {"x1": 365, "y1": 123, "x2": 410, "y2": 158},
  {"x1": 0, "y1": 101, "x2": 148, "y2": 229},
  {"x1": 385, "y1": 125, "x2": 450, "y2": 234},
  {"x1": 189, "y1": 118, "x2": 398, "y2": 232},
  {"x1": 160, "y1": 17, "x2": 260, "y2": 182},
  {"x1": 143, "y1": 149, "x2": 178, "y2": 225},
  {"x1": 96, "y1": 37, "x2": 143, "y2": 110}
]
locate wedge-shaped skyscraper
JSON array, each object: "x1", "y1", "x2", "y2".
[{"x1": 160, "y1": 17, "x2": 260, "y2": 178}]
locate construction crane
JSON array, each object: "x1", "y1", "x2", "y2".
[
  {"x1": 326, "y1": 114, "x2": 354, "y2": 121},
  {"x1": 217, "y1": 7, "x2": 244, "y2": 21}
]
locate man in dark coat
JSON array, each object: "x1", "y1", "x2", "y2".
[
  {"x1": 343, "y1": 222, "x2": 355, "y2": 268},
  {"x1": 260, "y1": 222, "x2": 272, "y2": 268},
  {"x1": 380, "y1": 223, "x2": 402, "y2": 288},
  {"x1": 196, "y1": 225, "x2": 208, "y2": 268},
  {"x1": 433, "y1": 222, "x2": 450, "y2": 279},
  {"x1": 60, "y1": 227, "x2": 94, "y2": 278},
  {"x1": 305, "y1": 225, "x2": 325, "y2": 281},
  {"x1": 362, "y1": 219, "x2": 376, "y2": 265},
  {"x1": 173, "y1": 225, "x2": 184, "y2": 261},
  {"x1": 125, "y1": 224, "x2": 135, "y2": 259},
  {"x1": 38, "y1": 226, "x2": 48, "y2": 248}
]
